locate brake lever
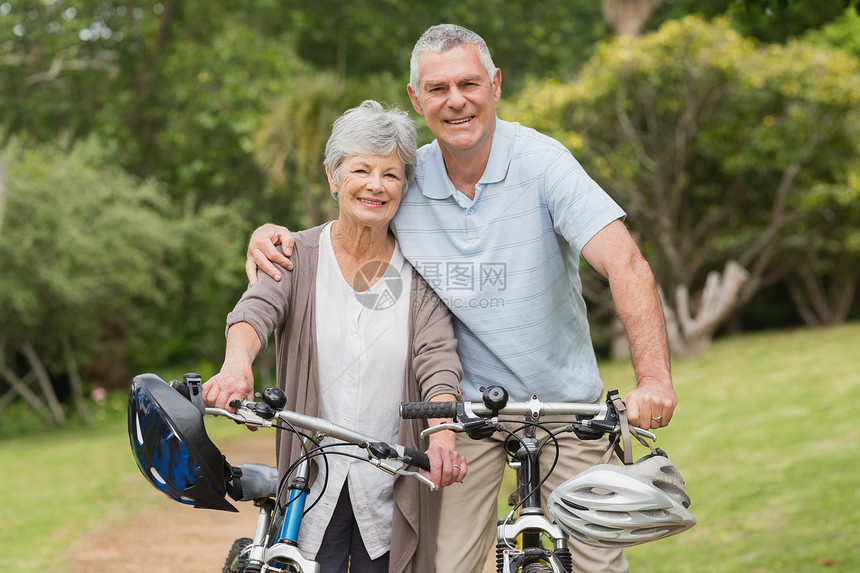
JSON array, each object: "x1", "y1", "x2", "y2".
[
  {"x1": 365, "y1": 455, "x2": 437, "y2": 490},
  {"x1": 204, "y1": 405, "x2": 272, "y2": 428},
  {"x1": 631, "y1": 426, "x2": 657, "y2": 442},
  {"x1": 421, "y1": 422, "x2": 465, "y2": 438},
  {"x1": 398, "y1": 469, "x2": 436, "y2": 490}
]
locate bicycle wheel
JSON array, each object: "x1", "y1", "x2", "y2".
[
  {"x1": 223, "y1": 537, "x2": 253, "y2": 573},
  {"x1": 522, "y1": 564, "x2": 554, "y2": 573}
]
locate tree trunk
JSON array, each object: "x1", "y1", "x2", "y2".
[
  {"x1": 20, "y1": 342, "x2": 66, "y2": 425},
  {"x1": 601, "y1": 0, "x2": 663, "y2": 36},
  {"x1": 0, "y1": 364, "x2": 51, "y2": 420},
  {"x1": 0, "y1": 161, "x2": 6, "y2": 235},
  {"x1": 63, "y1": 337, "x2": 90, "y2": 423},
  {"x1": 663, "y1": 260, "x2": 750, "y2": 358},
  {"x1": 787, "y1": 267, "x2": 857, "y2": 326}
]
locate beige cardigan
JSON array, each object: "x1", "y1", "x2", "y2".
[{"x1": 226, "y1": 224, "x2": 463, "y2": 573}]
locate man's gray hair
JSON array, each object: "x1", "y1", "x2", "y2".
[
  {"x1": 409, "y1": 24, "x2": 497, "y2": 94},
  {"x1": 324, "y1": 100, "x2": 418, "y2": 189}
]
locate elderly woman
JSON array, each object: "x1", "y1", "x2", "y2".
[{"x1": 202, "y1": 101, "x2": 465, "y2": 573}]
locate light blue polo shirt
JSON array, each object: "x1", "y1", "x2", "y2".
[{"x1": 391, "y1": 118, "x2": 625, "y2": 403}]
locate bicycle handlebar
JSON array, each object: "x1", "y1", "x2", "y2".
[
  {"x1": 400, "y1": 401, "x2": 458, "y2": 419},
  {"x1": 204, "y1": 392, "x2": 434, "y2": 488},
  {"x1": 401, "y1": 387, "x2": 656, "y2": 443},
  {"x1": 400, "y1": 399, "x2": 604, "y2": 420}
]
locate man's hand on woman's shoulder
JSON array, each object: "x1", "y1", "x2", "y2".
[{"x1": 246, "y1": 224, "x2": 295, "y2": 283}]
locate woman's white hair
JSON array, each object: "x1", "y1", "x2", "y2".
[
  {"x1": 409, "y1": 24, "x2": 497, "y2": 94},
  {"x1": 324, "y1": 100, "x2": 417, "y2": 193}
]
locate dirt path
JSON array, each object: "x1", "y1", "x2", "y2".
[
  {"x1": 67, "y1": 433, "x2": 276, "y2": 573},
  {"x1": 66, "y1": 433, "x2": 498, "y2": 573}
]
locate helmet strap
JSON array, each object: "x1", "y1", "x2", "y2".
[
  {"x1": 601, "y1": 392, "x2": 658, "y2": 465},
  {"x1": 184, "y1": 373, "x2": 205, "y2": 414}
]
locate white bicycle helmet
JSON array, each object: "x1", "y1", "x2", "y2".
[{"x1": 547, "y1": 454, "x2": 696, "y2": 547}]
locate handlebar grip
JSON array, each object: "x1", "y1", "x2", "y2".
[
  {"x1": 401, "y1": 447, "x2": 431, "y2": 471},
  {"x1": 400, "y1": 401, "x2": 458, "y2": 419}
]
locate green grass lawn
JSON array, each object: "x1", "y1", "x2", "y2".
[
  {"x1": 0, "y1": 391, "x2": 242, "y2": 572},
  {"x1": 601, "y1": 323, "x2": 860, "y2": 573},
  {"x1": 2, "y1": 323, "x2": 859, "y2": 571}
]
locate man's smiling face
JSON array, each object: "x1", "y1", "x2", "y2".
[{"x1": 408, "y1": 44, "x2": 501, "y2": 159}]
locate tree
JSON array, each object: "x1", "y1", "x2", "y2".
[
  {"x1": 0, "y1": 137, "x2": 248, "y2": 424},
  {"x1": 804, "y1": 6, "x2": 860, "y2": 58},
  {"x1": 0, "y1": 0, "x2": 122, "y2": 141},
  {"x1": 0, "y1": 137, "x2": 172, "y2": 423},
  {"x1": 502, "y1": 16, "x2": 860, "y2": 356},
  {"x1": 0, "y1": 1, "x2": 310, "y2": 216},
  {"x1": 284, "y1": 0, "x2": 609, "y2": 87},
  {"x1": 728, "y1": 0, "x2": 858, "y2": 43},
  {"x1": 602, "y1": 0, "x2": 663, "y2": 36}
]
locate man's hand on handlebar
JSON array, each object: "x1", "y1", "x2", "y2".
[
  {"x1": 246, "y1": 224, "x2": 294, "y2": 284},
  {"x1": 425, "y1": 431, "x2": 467, "y2": 489},
  {"x1": 622, "y1": 380, "x2": 677, "y2": 430}
]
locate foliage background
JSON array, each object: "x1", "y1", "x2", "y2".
[
  {"x1": 1, "y1": 2, "x2": 859, "y2": 571},
  {"x1": 0, "y1": 1, "x2": 859, "y2": 428}
]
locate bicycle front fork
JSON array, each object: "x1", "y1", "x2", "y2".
[
  {"x1": 495, "y1": 511, "x2": 572, "y2": 573},
  {"x1": 495, "y1": 429, "x2": 573, "y2": 572}
]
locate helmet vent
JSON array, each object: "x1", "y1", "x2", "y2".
[
  {"x1": 560, "y1": 498, "x2": 589, "y2": 511},
  {"x1": 575, "y1": 486, "x2": 615, "y2": 499},
  {"x1": 596, "y1": 510, "x2": 631, "y2": 521},
  {"x1": 150, "y1": 467, "x2": 167, "y2": 485},
  {"x1": 639, "y1": 509, "x2": 671, "y2": 519},
  {"x1": 632, "y1": 526, "x2": 671, "y2": 537},
  {"x1": 584, "y1": 523, "x2": 621, "y2": 534},
  {"x1": 135, "y1": 414, "x2": 144, "y2": 445},
  {"x1": 654, "y1": 480, "x2": 691, "y2": 508}
]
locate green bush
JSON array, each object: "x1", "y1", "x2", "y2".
[{"x1": 0, "y1": 136, "x2": 249, "y2": 426}]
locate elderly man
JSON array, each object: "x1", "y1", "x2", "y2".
[{"x1": 246, "y1": 24, "x2": 676, "y2": 573}]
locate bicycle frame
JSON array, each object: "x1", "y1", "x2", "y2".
[
  {"x1": 237, "y1": 435, "x2": 319, "y2": 573},
  {"x1": 220, "y1": 433, "x2": 319, "y2": 573},
  {"x1": 495, "y1": 423, "x2": 572, "y2": 573},
  {"x1": 209, "y1": 398, "x2": 434, "y2": 573}
]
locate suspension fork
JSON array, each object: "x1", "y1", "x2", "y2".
[{"x1": 275, "y1": 434, "x2": 316, "y2": 544}]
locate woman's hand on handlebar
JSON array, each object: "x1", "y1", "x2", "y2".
[
  {"x1": 205, "y1": 322, "x2": 261, "y2": 423},
  {"x1": 246, "y1": 224, "x2": 294, "y2": 283},
  {"x1": 202, "y1": 367, "x2": 254, "y2": 413}
]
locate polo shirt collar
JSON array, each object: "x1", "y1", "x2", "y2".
[{"x1": 419, "y1": 117, "x2": 514, "y2": 199}]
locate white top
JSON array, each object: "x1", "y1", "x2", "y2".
[{"x1": 298, "y1": 222, "x2": 412, "y2": 560}]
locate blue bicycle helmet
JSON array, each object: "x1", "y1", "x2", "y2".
[{"x1": 128, "y1": 373, "x2": 238, "y2": 512}]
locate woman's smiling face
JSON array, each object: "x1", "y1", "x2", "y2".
[{"x1": 329, "y1": 153, "x2": 406, "y2": 231}]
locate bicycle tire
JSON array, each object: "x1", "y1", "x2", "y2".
[
  {"x1": 223, "y1": 537, "x2": 253, "y2": 573},
  {"x1": 522, "y1": 563, "x2": 554, "y2": 573}
]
